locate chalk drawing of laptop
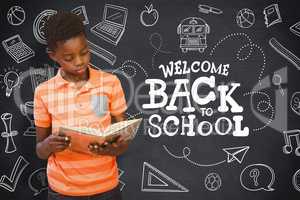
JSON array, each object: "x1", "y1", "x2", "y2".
[{"x1": 91, "y1": 4, "x2": 128, "y2": 46}]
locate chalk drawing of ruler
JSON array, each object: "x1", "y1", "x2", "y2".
[
  {"x1": 87, "y1": 40, "x2": 116, "y2": 65},
  {"x1": 269, "y1": 37, "x2": 300, "y2": 70}
]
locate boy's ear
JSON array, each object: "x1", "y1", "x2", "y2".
[{"x1": 48, "y1": 50, "x2": 57, "y2": 62}]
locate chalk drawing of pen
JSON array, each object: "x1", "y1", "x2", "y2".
[{"x1": 198, "y1": 4, "x2": 223, "y2": 15}]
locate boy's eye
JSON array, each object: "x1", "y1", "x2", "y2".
[
  {"x1": 64, "y1": 57, "x2": 73, "y2": 62},
  {"x1": 81, "y1": 51, "x2": 89, "y2": 56}
]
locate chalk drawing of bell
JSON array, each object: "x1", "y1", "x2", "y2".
[{"x1": 20, "y1": 101, "x2": 36, "y2": 136}]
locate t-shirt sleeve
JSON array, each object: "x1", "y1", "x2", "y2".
[
  {"x1": 33, "y1": 86, "x2": 51, "y2": 128},
  {"x1": 109, "y1": 75, "x2": 128, "y2": 116}
]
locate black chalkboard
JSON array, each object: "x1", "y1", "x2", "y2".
[{"x1": 0, "y1": 0, "x2": 300, "y2": 199}]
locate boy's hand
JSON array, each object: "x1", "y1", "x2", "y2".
[
  {"x1": 43, "y1": 134, "x2": 71, "y2": 153},
  {"x1": 88, "y1": 136, "x2": 129, "y2": 156}
]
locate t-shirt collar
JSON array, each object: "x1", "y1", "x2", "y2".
[{"x1": 54, "y1": 65, "x2": 100, "y2": 89}]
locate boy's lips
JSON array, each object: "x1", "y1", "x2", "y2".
[{"x1": 75, "y1": 67, "x2": 87, "y2": 73}]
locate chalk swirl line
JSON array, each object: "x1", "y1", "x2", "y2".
[
  {"x1": 210, "y1": 33, "x2": 266, "y2": 84},
  {"x1": 243, "y1": 91, "x2": 274, "y2": 131},
  {"x1": 163, "y1": 145, "x2": 226, "y2": 167}
]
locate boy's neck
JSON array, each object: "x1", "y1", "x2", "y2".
[{"x1": 60, "y1": 68, "x2": 89, "y2": 83}]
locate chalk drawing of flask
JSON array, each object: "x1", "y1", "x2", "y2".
[{"x1": 1, "y1": 113, "x2": 18, "y2": 153}]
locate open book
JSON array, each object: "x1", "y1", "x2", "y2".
[{"x1": 59, "y1": 118, "x2": 143, "y2": 154}]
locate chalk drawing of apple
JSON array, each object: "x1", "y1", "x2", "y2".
[{"x1": 140, "y1": 4, "x2": 159, "y2": 27}]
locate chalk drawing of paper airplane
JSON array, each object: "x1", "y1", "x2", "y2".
[
  {"x1": 222, "y1": 146, "x2": 249, "y2": 164},
  {"x1": 141, "y1": 162, "x2": 189, "y2": 192},
  {"x1": 290, "y1": 21, "x2": 300, "y2": 37}
]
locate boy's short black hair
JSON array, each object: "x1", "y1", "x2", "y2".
[{"x1": 45, "y1": 11, "x2": 85, "y2": 51}]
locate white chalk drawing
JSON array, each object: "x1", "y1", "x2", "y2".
[
  {"x1": 210, "y1": 33, "x2": 266, "y2": 84},
  {"x1": 141, "y1": 162, "x2": 189, "y2": 192},
  {"x1": 243, "y1": 91, "x2": 274, "y2": 131},
  {"x1": 1, "y1": 113, "x2": 18, "y2": 154},
  {"x1": 248, "y1": 67, "x2": 287, "y2": 132},
  {"x1": 198, "y1": 4, "x2": 223, "y2": 15},
  {"x1": 240, "y1": 164, "x2": 275, "y2": 191},
  {"x1": 28, "y1": 168, "x2": 48, "y2": 196},
  {"x1": 272, "y1": 73, "x2": 284, "y2": 96},
  {"x1": 236, "y1": 8, "x2": 255, "y2": 28},
  {"x1": 222, "y1": 146, "x2": 249, "y2": 164},
  {"x1": 249, "y1": 168, "x2": 260, "y2": 186},
  {"x1": 263, "y1": 4, "x2": 282, "y2": 28},
  {"x1": 87, "y1": 40, "x2": 116, "y2": 65},
  {"x1": 90, "y1": 4, "x2": 128, "y2": 46},
  {"x1": 29, "y1": 66, "x2": 55, "y2": 93},
  {"x1": 71, "y1": 5, "x2": 89, "y2": 25},
  {"x1": 282, "y1": 129, "x2": 300, "y2": 156},
  {"x1": 163, "y1": 145, "x2": 249, "y2": 167},
  {"x1": 0, "y1": 67, "x2": 23, "y2": 97},
  {"x1": 269, "y1": 37, "x2": 300, "y2": 70},
  {"x1": 2, "y1": 34, "x2": 35, "y2": 63},
  {"x1": 0, "y1": 156, "x2": 29, "y2": 192},
  {"x1": 293, "y1": 169, "x2": 300, "y2": 192},
  {"x1": 33, "y1": 9, "x2": 57, "y2": 44},
  {"x1": 113, "y1": 60, "x2": 148, "y2": 78},
  {"x1": 140, "y1": 4, "x2": 159, "y2": 27},
  {"x1": 125, "y1": 112, "x2": 143, "y2": 120},
  {"x1": 7, "y1": 6, "x2": 25, "y2": 26},
  {"x1": 20, "y1": 101, "x2": 35, "y2": 136},
  {"x1": 149, "y1": 32, "x2": 172, "y2": 69},
  {"x1": 204, "y1": 172, "x2": 222, "y2": 191},
  {"x1": 118, "y1": 168, "x2": 125, "y2": 191},
  {"x1": 3, "y1": 71, "x2": 20, "y2": 97},
  {"x1": 290, "y1": 21, "x2": 300, "y2": 37},
  {"x1": 291, "y1": 92, "x2": 300, "y2": 116},
  {"x1": 177, "y1": 17, "x2": 210, "y2": 53}
]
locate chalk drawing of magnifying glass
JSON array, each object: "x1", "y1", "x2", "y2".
[{"x1": 272, "y1": 73, "x2": 284, "y2": 96}]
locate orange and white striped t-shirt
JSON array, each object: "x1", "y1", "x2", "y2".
[{"x1": 33, "y1": 65, "x2": 127, "y2": 196}]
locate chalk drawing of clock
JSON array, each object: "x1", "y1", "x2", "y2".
[{"x1": 33, "y1": 9, "x2": 57, "y2": 44}]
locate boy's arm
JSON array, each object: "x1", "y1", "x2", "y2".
[
  {"x1": 36, "y1": 126, "x2": 52, "y2": 159},
  {"x1": 36, "y1": 126, "x2": 71, "y2": 159}
]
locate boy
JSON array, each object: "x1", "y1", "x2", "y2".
[{"x1": 33, "y1": 11, "x2": 128, "y2": 200}]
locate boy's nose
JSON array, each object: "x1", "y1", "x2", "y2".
[{"x1": 74, "y1": 56, "x2": 84, "y2": 66}]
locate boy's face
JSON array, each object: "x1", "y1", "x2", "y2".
[{"x1": 49, "y1": 33, "x2": 90, "y2": 77}]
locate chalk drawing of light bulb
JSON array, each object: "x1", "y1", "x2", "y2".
[
  {"x1": 4, "y1": 71, "x2": 20, "y2": 97},
  {"x1": 1, "y1": 113, "x2": 18, "y2": 153}
]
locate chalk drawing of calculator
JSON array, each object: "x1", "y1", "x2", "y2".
[{"x1": 2, "y1": 34, "x2": 35, "y2": 63}]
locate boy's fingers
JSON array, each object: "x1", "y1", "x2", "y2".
[
  {"x1": 112, "y1": 142, "x2": 118, "y2": 148},
  {"x1": 52, "y1": 136, "x2": 68, "y2": 142}
]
